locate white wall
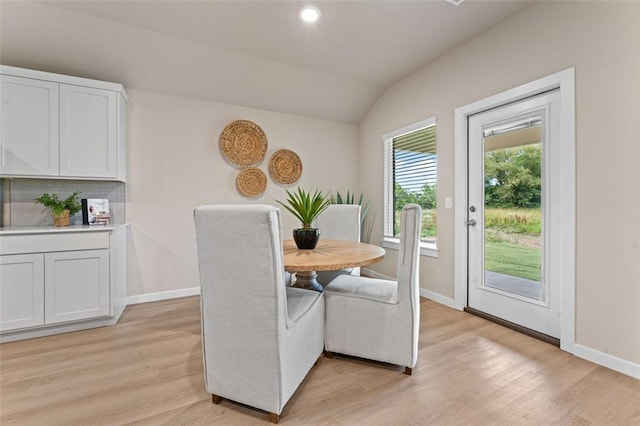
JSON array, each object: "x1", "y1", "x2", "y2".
[
  {"x1": 0, "y1": 0, "x2": 361, "y2": 299},
  {"x1": 127, "y1": 90, "x2": 359, "y2": 297},
  {"x1": 360, "y1": 1, "x2": 640, "y2": 365}
]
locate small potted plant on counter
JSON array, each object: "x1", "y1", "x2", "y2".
[
  {"x1": 276, "y1": 187, "x2": 331, "y2": 249},
  {"x1": 34, "y1": 191, "x2": 82, "y2": 227}
]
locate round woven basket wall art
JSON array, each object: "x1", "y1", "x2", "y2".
[
  {"x1": 236, "y1": 167, "x2": 267, "y2": 197},
  {"x1": 219, "y1": 120, "x2": 268, "y2": 167},
  {"x1": 269, "y1": 149, "x2": 302, "y2": 185}
]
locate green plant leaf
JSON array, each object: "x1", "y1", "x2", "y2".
[
  {"x1": 276, "y1": 186, "x2": 330, "y2": 229},
  {"x1": 34, "y1": 191, "x2": 82, "y2": 217}
]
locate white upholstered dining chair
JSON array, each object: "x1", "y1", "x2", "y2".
[
  {"x1": 323, "y1": 204, "x2": 422, "y2": 375},
  {"x1": 314, "y1": 204, "x2": 361, "y2": 286},
  {"x1": 193, "y1": 204, "x2": 325, "y2": 423}
]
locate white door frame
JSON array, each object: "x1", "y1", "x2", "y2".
[{"x1": 454, "y1": 68, "x2": 576, "y2": 353}]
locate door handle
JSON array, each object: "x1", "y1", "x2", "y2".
[{"x1": 467, "y1": 219, "x2": 477, "y2": 226}]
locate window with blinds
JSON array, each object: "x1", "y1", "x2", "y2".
[{"x1": 383, "y1": 117, "x2": 437, "y2": 244}]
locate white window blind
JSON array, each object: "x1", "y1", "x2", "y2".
[{"x1": 383, "y1": 117, "x2": 437, "y2": 243}]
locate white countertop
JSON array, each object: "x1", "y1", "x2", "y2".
[{"x1": 0, "y1": 224, "x2": 129, "y2": 235}]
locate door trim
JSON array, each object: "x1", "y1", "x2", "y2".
[{"x1": 453, "y1": 68, "x2": 575, "y2": 354}]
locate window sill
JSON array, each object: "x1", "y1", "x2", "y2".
[{"x1": 381, "y1": 237, "x2": 439, "y2": 258}]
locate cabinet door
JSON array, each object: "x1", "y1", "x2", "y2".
[
  {"x1": 0, "y1": 75, "x2": 59, "y2": 176},
  {"x1": 45, "y1": 249, "x2": 110, "y2": 324},
  {"x1": 0, "y1": 254, "x2": 45, "y2": 331},
  {"x1": 59, "y1": 84, "x2": 117, "y2": 178}
]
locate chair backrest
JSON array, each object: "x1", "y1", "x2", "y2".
[
  {"x1": 396, "y1": 204, "x2": 422, "y2": 366},
  {"x1": 396, "y1": 204, "x2": 422, "y2": 305},
  {"x1": 315, "y1": 204, "x2": 361, "y2": 242},
  {"x1": 193, "y1": 204, "x2": 287, "y2": 407}
]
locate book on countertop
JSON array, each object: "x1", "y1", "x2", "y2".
[{"x1": 82, "y1": 198, "x2": 110, "y2": 226}]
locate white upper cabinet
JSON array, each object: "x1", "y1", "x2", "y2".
[
  {"x1": 0, "y1": 66, "x2": 127, "y2": 181},
  {"x1": 0, "y1": 75, "x2": 59, "y2": 176},
  {"x1": 59, "y1": 84, "x2": 117, "y2": 178}
]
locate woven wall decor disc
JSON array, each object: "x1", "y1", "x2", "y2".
[
  {"x1": 236, "y1": 167, "x2": 267, "y2": 197},
  {"x1": 219, "y1": 120, "x2": 268, "y2": 167},
  {"x1": 269, "y1": 149, "x2": 302, "y2": 185}
]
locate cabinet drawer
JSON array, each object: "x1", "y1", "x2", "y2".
[{"x1": 0, "y1": 232, "x2": 109, "y2": 255}]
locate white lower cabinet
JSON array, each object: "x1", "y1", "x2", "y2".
[
  {"x1": 44, "y1": 249, "x2": 110, "y2": 324},
  {"x1": 0, "y1": 253, "x2": 45, "y2": 331},
  {"x1": 0, "y1": 227, "x2": 127, "y2": 342}
]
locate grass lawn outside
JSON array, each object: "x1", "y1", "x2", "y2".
[
  {"x1": 484, "y1": 240, "x2": 541, "y2": 282},
  {"x1": 483, "y1": 207, "x2": 541, "y2": 281},
  {"x1": 393, "y1": 206, "x2": 541, "y2": 279}
]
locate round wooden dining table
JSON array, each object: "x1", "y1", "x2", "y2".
[{"x1": 283, "y1": 239, "x2": 385, "y2": 292}]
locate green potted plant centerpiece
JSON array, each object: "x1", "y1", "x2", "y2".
[
  {"x1": 276, "y1": 187, "x2": 331, "y2": 249},
  {"x1": 34, "y1": 191, "x2": 82, "y2": 227}
]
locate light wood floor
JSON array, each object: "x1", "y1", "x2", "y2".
[{"x1": 1, "y1": 297, "x2": 639, "y2": 425}]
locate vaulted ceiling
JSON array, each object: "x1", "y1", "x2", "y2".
[{"x1": 0, "y1": 1, "x2": 535, "y2": 123}]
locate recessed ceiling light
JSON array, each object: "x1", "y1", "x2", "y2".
[{"x1": 299, "y1": 5, "x2": 321, "y2": 23}]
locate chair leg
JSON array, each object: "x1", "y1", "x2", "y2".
[
  {"x1": 324, "y1": 351, "x2": 334, "y2": 359},
  {"x1": 212, "y1": 394, "x2": 223, "y2": 404},
  {"x1": 404, "y1": 367, "x2": 412, "y2": 376}
]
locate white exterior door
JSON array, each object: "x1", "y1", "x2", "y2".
[
  {"x1": 59, "y1": 84, "x2": 117, "y2": 178},
  {"x1": 0, "y1": 254, "x2": 45, "y2": 331},
  {"x1": 467, "y1": 90, "x2": 561, "y2": 338},
  {"x1": 45, "y1": 249, "x2": 110, "y2": 324},
  {"x1": 0, "y1": 75, "x2": 59, "y2": 176}
]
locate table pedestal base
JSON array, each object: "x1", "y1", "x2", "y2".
[{"x1": 292, "y1": 271, "x2": 324, "y2": 292}]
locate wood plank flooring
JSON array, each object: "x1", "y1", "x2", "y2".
[{"x1": 1, "y1": 297, "x2": 639, "y2": 425}]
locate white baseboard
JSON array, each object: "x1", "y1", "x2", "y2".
[
  {"x1": 573, "y1": 344, "x2": 640, "y2": 380},
  {"x1": 126, "y1": 286, "x2": 201, "y2": 305},
  {"x1": 419, "y1": 288, "x2": 457, "y2": 309},
  {"x1": 361, "y1": 268, "x2": 456, "y2": 309},
  {"x1": 0, "y1": 316, "x2": 118, "y2": 343}
]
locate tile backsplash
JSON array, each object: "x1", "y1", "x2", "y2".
[{"x1": 2, "y1": 178, "x2": 125, "y2": 227}]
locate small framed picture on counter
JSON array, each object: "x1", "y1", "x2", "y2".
[{"x1": 82, "y1": 198, "x2": 110, "y2": 225}]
